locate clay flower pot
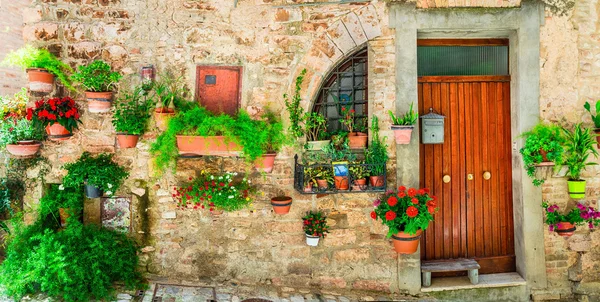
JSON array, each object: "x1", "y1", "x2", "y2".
[
  {"x1": 27, "y1": 68, "x2": 54, "y2": 93},
  {"x1": 304, "y1": 183, "x2": 314, "y2": 193},
  {"x1": 255, "y1": 153, "x2": 277, "y2": 173},
  {"x1": 567, "y1": 180, "x2": 586, "y2": 199},
  {"x1": 155, "y1": 108, "x2": 176, "y2": 131},
  {"x1": 348, "y1": 132, "x2": 368, "y2": 149},
  {"x1": 306, "y1": 140, "x2": 331, "y2": 151},
  {"x1": 306, "y1": 234, "x2": 320, "y2": 246},
  {"x1": 84, "y1": 184, "x2": 103, "y2": 198},
  {"x1": 85, "y1": 91, "x2": 113, "y2": 113},
  {"x1": 316, "y1": 179, "x2": 329, "y2": 190},
  {"x1": 271, "y1": 196, "x2": 292, "y2": 215},
  {"x1": 391, "y1": 125, "x2": 414, "y2": 144},
  {"x1": 116, "y1": 133, "x2": 140, "y2": 149},
  {"x1": 6, "y1": 141, "x2": 41, "y2": 157},
  {"x1": 352, "y1": 178, "x2": 367, "y2": 191},
  {"x1": 369, "y1": 175, "x2": 385, "y2": 188},
  {"x1": 334, "y1": 176, "x2": 349, "y2": 190},
  {"x1": 45, "y1": 123, "x2": 72, "y2": 141},
  {"x1": 176, "y1": 135, "x2": 242, "y2": 156},
  {"x1": 555, "y1": 222, "x2": 576, "y2": 237},
  {"x1": 391, "y1": 230, "x2": 422, "y2": 254}
]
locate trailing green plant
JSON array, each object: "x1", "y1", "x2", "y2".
[
  {"x1": 519, "y1": 122, "x2": 565, "y2": 186},
  {"x1": 284, "y1": 69, "x2": 307, "y2": 139},
  {"x1": 112, "y1": 86, "x2": 154, "y2": 135},
  {"x1": 0, "y1": 177, "x2": 25, "y2": 219},
  {"x1": 2, "y1": 45, "x2": 74, "y2": 91},
  {"x1": 0, "y1": 184, "x2": 144, "y2": 301},
  {"x1": 543, "y1": 201, "x2": 600, "y2": 231},
  {"x1": 71, "y1": 60, "x2": 122, "y2": 92},
  {"x1": 562, "y1": 123, "x2": 599, "y2": 181},
  {"x1": 371, "y1": 186, "x2": 437, "y2": 236},
  {"x1": 260, "y1": 107, "x2": 290, "y2": 153},
  {"x1": 389, "y1": 103, "x2": 418, "y2": 126},
  {"x1": 349, "y1": 162, "x2": 370, "y2": 180},
  {"x1": 365, "y1": 116, "x2": 389, "y2": 176},
  {"x1": 323, "y1": 135, "x2": 356, "y2": 162},
  {"x1": 62, "y1": 152, "x2": 129, "y2": 196},
  {"x1": 153, "y1": 69, "x2": 190, "y2": 111},
  {"x1": 302, "y1": 211, "x2": 329, "y2": 238}
]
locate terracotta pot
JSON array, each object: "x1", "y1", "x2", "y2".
[
  {"x1": 567, "y1": 180, "x2": 586, "y2": 199},
  {"x1": 176, "y1": 135, "x2": 242, "y2": 156},
  {"x1": 348, "y1": 132, "x2": 368, "y2": 149},
  {"x1": 155, "y1": 108, "x2": 176, "y2": 131},
  {"x1": 391, "y1": 125, "x2": 414, "y2": 144},
  {"x1": 6, "y1": 141, "x2": 41, "y2": 157},
  {"x1": 58, "y1": 208, "x2": 69, "y2": 227},
  {"x1": 306, "y1": 140, "x2": 331, "y2": 151},
  {"x1": 539, "y1": 148, "x2": 550, "y2": 162},
  {"x1": 255, "y1": 153, "x2": 277, "y2": 173},
  {"x1": 595, "y1": 129, "x2": 600, "y2": 148},
  {"x1": 27, "y1": 68, "x2": 54, "y2": 93},
  {"x1": 45, "y1": 123, "x2": 72, "y2": 141},
  {"x1": 271, "y1": 196, "x2": 292, "y2": 215},
  {"x1": 352, "y1": 178, "x2": 367, "y2": 191},
  {"x1": 334, "y1": 176, "x2": 349, "y2": 190},
  {"x1": 304, "y1": 182, "x2": 314, "y2": 193},
  {"x1": 84, "y1": 184, "x2": 103, "y2": 198},
  {"x1": 316, "y1": 179, "x2": 329, "y2": 190},
  {"x1": 85, "y1": 91, "x2": 113, "y2": 113},
  {"x1": 116, "y1": 133, "x2": 139, "y2": 148},
  {"x1": 369, "y1": 175, "x2": 385, "y2": 188},
  {"x1": 556, "y1": 222, "x2": 576, "y2": 237},
  {"x1": 391, "y1": 229, "x2": 422, "y2": 254},
  {"x1": 306, "y1": 234, "x2": 320, "y2": 246}
]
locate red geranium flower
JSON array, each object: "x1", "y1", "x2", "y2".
[
  {"x1": 398, "y1": 191, "x2": 406, "y2": 198},
  {"x1": 406, "y1": 206, "x2": 419, "y2": 218},
  {"x1": 398, "y1": 186, "x2": 406, "y2": 191},
  {"x1": 387, "y1": 196, "x2": 398, "y2": 207},
  {"x1": 370, "y1": 211, "x2": 377, "y2": 220},
  {"x1": 407, "y1": 188, "x2": 417, "y2": 197},
  {"x1": 385, "y1": 211, "x2": 397, "y2": 221},
  {"x1": 427, "y1": 200, "x2": 437, "y2": 208},
  {"x1": 411, "y1": 197, "x2": 419, "y2": 204},
  {"x1": 428, "y1": 206, "x2": 436, "y2": 214},
  {"x1": 423, "y1": 188, "x2": 430, "y2": 193},
  {"x1": 418, "y1": 189, "x2": 425, "y2": 195}
]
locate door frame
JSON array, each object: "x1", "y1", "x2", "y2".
[{"x1": 390, "y1": 1, "x2": 546, "y2": 294}]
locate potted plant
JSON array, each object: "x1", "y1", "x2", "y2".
[
  {"x1": 173, "y1": 171, "x2": 254, "y2": 212},
  {"x1": 112, "y1": 86, "x2": 154, "y2": 148},
  {"x1": 153, "y1": 71, "x2": 189, "y2": 131},
  {"x1": 0, "y1": 89, "x2": 44, "y2": 156},
  {"x1": 349, "y1": 162, "x2": 369, "y2": 191},
  {"x1": 255, "y1": 108, "x2": 289, "y2": 173},
  {"x1": 340, "y1": 107, "x2": 367, "y2": 149},
  {"x1": 372, "y1": 186, "x2": 437, "y2": 253},
  {"x1": 389, "y1": 103, "x2": 418, "y2": 144},
  {"x1": 519, "y1": 122, "x2": 565, "y2": 186},
  {"x1": 304, "y1": 112, "x2": 330, "y2": 151},
  {"x1": 302, "y1": 211, "x2": 329, "y2": 246},
  {"x1": 543, "y1": 202, "x2": 600, "y2": 237},
  {"x1": 71, "y1": 60, "x2": 122, "y2": 113},
  {"x1": 365, "y1": 116, "x2": 388, "y2": 188},
  {"x1": 27, "y1": 97, "x2": 82, "y2": 141},
  {"x1": 584, "y1": 101, "x2": 600, "y2": 147},
  {"x1": 284, "y1": 69, "x2": 307, "y2": 141},
  {"x1": 313, "y1": 166, "x2": 334, "y2": 190},
  {"x1": 323, "y1": 135, "x2": 356, "y2": 191},
  {"x1": 562, "y1": 124, "x2": 598, "y2": 199},
  {"x1": 2, "y1": 45, "x2": 74, "y2": 93},
  {"x1": 271, "y1": 195, "x2": 293, "y2": 215},
  {"x1": 303, "y1": 167, "x2": 318, "y2": 192},
  {"x1": 62, "y1": 152, "x2": 129, "y2": 198}
]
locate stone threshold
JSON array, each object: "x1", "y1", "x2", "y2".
[{"x1": 420, "y1": 272, "x2": 526, "y2": 293}]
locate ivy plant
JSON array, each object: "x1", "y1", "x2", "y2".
[
  {"x1": 284, "y1": 69, "x2": 307, "y2": 139},
  {"x1": 71, "y1": 60, "x2": 122, "y2": 92},
  {"x1": 112, "y1": 86, "x2": 154, "y2": 135},
  {"x1": 519, "y1": 122, "x2": 565, "y2": 186},
  {"x1": 364, "y1": 116, "x2": 389, "y2": 176},
  {"x1": 62, "y1": 152, "x2": 129, "y2": 196},
  {"x1": 562, "y1": 123, "x2": 598, "y2": 181}
]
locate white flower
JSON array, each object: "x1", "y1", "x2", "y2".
[
  {"x1": 58, "y1": 185, "x2": 65, "y2": 191},
  {"x1": 228, "y1": 195, "x2": 234, "y2": 199},
  {"x1": 107, "y1": 183, "x2": 113, "y2": 189},
  {"x1": 218, "y1": 176, "x2": 223, "y2": 180},
  {"x1": 210, "y1": 176, "x2": 215, "y2": 180},
  {"x1": 233, "y1": 172, "x2": 238, "y2": 176},
  {"x1": 106, "y1": 191, "x2": 113, "y2": 196},
  {"x1": 248, "y1": 180, "x2": 251, "y2": 184}
]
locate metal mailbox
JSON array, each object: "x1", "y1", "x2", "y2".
[{"x1": 420, "y1": 108, "x2": 445, "y2": 144}]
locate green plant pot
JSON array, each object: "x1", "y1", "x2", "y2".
[{"x1": 567, "y1": 180, "x2": 586, "y2": 199}]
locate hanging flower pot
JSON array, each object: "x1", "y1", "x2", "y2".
[
  {"x1": 155, "y1": 108, "x2": 176, "y2": 131},
  {"x1": 334, "y1": 176, "x2": 349, "y2": 190},
  {"x1": 116, "y1": 133, "x2": 140, "y2": 149},
  {"x1": 555, "y1": 222, "x2": 576, "y2": 237},
  {"x1": 306, "y1": 140, "x2": 331, "y2": 151},
  {"x1": 6, "y1": 141, "x2": 42, "y2": 157},
  {"x1": 303, "y1": 211, "x2": 329, "y2": 247},
  {"x1": 84, "y1": 184, "x2": 104, "y2": 198},
  {"x1": 348, "y1": 132, "x2": 368, "y2": 149},
  {"x1": 85, "y1": 91, "x2": 113, "y2": 113},
  {"x1": 176, "y1": 135, "x2": 242, "y2": 156},
  {"x1": 306, "y1": 234, "x2": 320, "y2": 246},
  {"x1": 271, "y1": 196, "x2": 292, "y2": 215},
  {"x1": 255, "y1": 153, "x2": 277, "y2": 173},
  {"x1": 45, "y1": 123, "x2": 73, "y2": 141},
  {"x1": 391, "y1": 125, "x2": 414, "y2": 144},
  {"x1": 391, "y1": 230, "x2": 423, "y2": 254},
  {"x1": 369, "y1": 175, "x2": 385, "y2": 188},
  {"x1": 567, "y1": 180, "x2": 586, "y2": 199},
  {"x1": 352, "y1": 178, "x2": 367, "y2": 191},
  {"x1": 27, "y1": 68, "x2": 54, "y2": 93}
]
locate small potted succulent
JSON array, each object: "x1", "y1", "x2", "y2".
[
  {"x1": 340, "y1": 107, "x2": 367, "y2": 149},
  {"x1": 71, "y1": 60, "x2": 122, "y2": 113},
  {"x1": 62, "y1": 152, "x2": 129, "y2": 198},
  {"x1": 584, "y1": 101, "x2": 600, "y2": 147},
  {"x1": 27, "y1": 97, "x2": 82, "y2": 141},
  {"x1": 302, "y1": 211, "x2": 329, "y2": 246},
  {"x1": 349, "y1": 162, "x2": 369, "y2": 191},
  {"x1": 2, "y1": 45, "x2": 74, "y2": 93},
  {"x1": 372, "y1": 186, "x2": 437, "y2": 254},
  {"x1": 0, "y1": 89, "x2": 44, "y2": 156},
  {"x1": 365, "y1": 116, "x2": 388, "y2": 188},
  {"x1": 519, "y1": 122, "x2": 565, "y2": 186},
  {"x1": 389, "y1": 103, "x2": 418, "y2": 144},
  {"x1": 562, "y1": 124, "x2": 598, "y2": 199},
  {"x1": 255, "y1": 108, "x2": 289, "y2": 173},
  {"x1": 153, "y1": 71, "x2": 189, "y2": 131},
  {"x1": 112, "y1": 86, "x2": 154, "y2": 148},
  {"x1": 543, "y1": 202, "x2": 600, "y2": 237}
]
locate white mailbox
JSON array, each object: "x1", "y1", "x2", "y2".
[{"x1": 421, "y1": 108, "x2": 445, "y2": 144}]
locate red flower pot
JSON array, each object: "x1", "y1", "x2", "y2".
[
  {"x1": 556, "y1": 222, "x2": 576, "y2": 237},
  {"x1": 176, "y1": 135, "x2": 242, "y2": 156},
  {"x1": 86, "y1": 91, "x2": 113, "y2": 113},
  {"x1": 334, "y1": 176, "x2": 349, "y2": 190},
  {"x1": 27, "y1": 68, "x2": 54, "y2": 93},
  {"x1": 369, "y1": 175, "x2": 385, "y2": 188},
  {"x1": 348, "y1": 132, "x2": 368, "y2": 149},
  {"x1": 45, "y1": 123, "x2": 72, "y2": 141},
  {"x1": 255, "y1": 153, "x2": 277, "y2": 173},
  {"x1": 6, "y1": 141, "x2": 42, "y2": 157},
  {"x1": 271, "y1": 196, "x2": 292, "y2": 215},
  {"x1": 155, "y1": 108, "x2": 176, "y2": 131},
  {"x1": 116, "y1": 133, "x2": 139, "y2": 148},
  {"x1": 391, "y1": 229, "x2": 422, "y2": 254},
  {"x1": 316, "y1": 179, "x2": 329, "y2": 190},
  {"x1": 352, "y1": 178, "x2": 367, "y2": 191}
]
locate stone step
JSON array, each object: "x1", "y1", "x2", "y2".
[{"x1": 421, "y1": 259, "x2": 480, "y2": 287}]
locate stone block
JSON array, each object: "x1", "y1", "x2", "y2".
[
  {"x1": 68, "y1": 41, "x2": 102, "y2": 60},
  {"x1": 326, "y1": 21, "x2": 356, "y2": 54},
  {"x1": 23, "y1": 7, "x2": 43, "y2": 24},
  {"x1": 23, "y1": 22, "x2": 58, "y2": 42},
  {"x1": 568, "y1": 233, "x2": 591, "y2": 252},
  {"x1": 323, "y1": 229, "x2": 357, "y2": 247},
  {"x1": 352, "y1": 280, "x2": 391, "y2": 292},
  {"x1": 162, "y1": 211, "x2": 176, "y2": 219},
  {"x1": 319, "y1": 276, "x2": 348, "y2": 288},
  {"x1": 333, "y1": 248, "x2": 370, "y2": 262},
  {"x1": 342, "y1": 13, "x2": 367, "y2": 46}
]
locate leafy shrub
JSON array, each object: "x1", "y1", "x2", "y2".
[
  {"x1": 112, "y1": 86, "x2": 154, "y2": 135},
  {"x1": 562, "y1": 123, "x2": 598, "y2": 181},
  {"x1": 0, "y1": 88, "x2": 28, "y2": 119},
  {"x1": 71, "y1": 60, "x2": 122, "y2": 92},
  {"x1": 27, "y1": 97, "x2": 82, "y2": 133},
  {"x1": 302, "y1": 211, "x2": 329, "y2": 238},
  {"x1": 364, "y1": 116, "x2": 388, "y2": 176},
  {"x1": 0, "y1": 177, "x2": 24, "y2": 219},
  {"x1": 371, "y1": 186, "x2": 437, "y2": 236},
  {"x1": 2, "y1": 45, "x2": 74, "y2": 91},
  {"x1": 173, "y1": 171, "x2": 254, "y2": 211},
  {"x1": 260, "y1": 108, "x2": 289, "y2": 153},
  {"x1": 62, "y1": 152, "x2": 129, "y2": 196},
  {"x1": 0, "y1": 118, "x2": 44, "y2": 146},
  {"x1": 153, "y1": 69, "x2": 189, "y2": 110},
  {"x1": 519, "y1": 122, "x2": 565, "y2": 186}
]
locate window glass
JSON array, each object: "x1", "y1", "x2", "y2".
[{"x1": 418, "y1": 46, "x2": 509, "y2": 76}]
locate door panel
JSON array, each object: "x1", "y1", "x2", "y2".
[
  {"x1": 196, "y1": 66, "x2": 241, "y2": 116},
  {"x1": 419, "y1": 76, "x2": 514, "y2": 274}
]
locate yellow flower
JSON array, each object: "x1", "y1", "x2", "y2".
[{"x1": 246, "y1": 197, "x2": 250, "y2": 201}]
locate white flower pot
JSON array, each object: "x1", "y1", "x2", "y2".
[{"x1": 306, "y1": 234, "x2": 320, "y2": 246}]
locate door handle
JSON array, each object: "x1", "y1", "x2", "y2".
[
  {"x1": 483, "y1": 171, "x2": 491, "y2": 180},
  {"x1": 467, "y1": 174, "x2": 474, "y2": 181},
  {"x1": 443, "y1": 175, "x2": 451, "y2": 183}
]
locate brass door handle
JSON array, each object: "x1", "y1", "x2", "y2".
[
  {"x1": 467, "y1": 174, "x2": 474, "y2": 181},
  {"x1": 443, "y1": 175, "x2": 451, "y2": 183},
  {"x1": 483, "y1": 171, "x2": 491, "y2": 180}
]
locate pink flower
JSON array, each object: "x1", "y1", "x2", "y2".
[{"x1": 373, "y1": 199, "x2": 381, "y2": 207}]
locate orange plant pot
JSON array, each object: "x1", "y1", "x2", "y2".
[
  {"x1": 27, "y1": 68, "x2": 54, "y2": 93},
  {"x1": 391, "y1": 230, "x2": 422, "y2": 254},
  {"x1": 316, "y1": 179, "x2": 329, "y2": 190},
  {"x1": 176, "y1": 135, "x2": 242, "y2": 156},
  {"x1": 45, "y1": 123, "x2": 72, "y2": 141},
  {"x1": 334, "y1": 176, "x2": 349, "y2": 190},
  {"x1": 348, "y1": 132, "x2": 368, "y2": 149},
  {"x1": 352, "y1": 178, "x2": 367, "y2": 191},
  {"x1": 6, "y1": 141, "x2": 41, "y2": 157},
  {"x1": 86, "y1": 91, "x2": 113, "y2": 113},
  {"x1": 255, "y1": 153, "x2": 277, "y2": 173},
  {"x1": 369, "y1": 175, "x2": 385, "y2": 188},
  {"x1": 271, "y1": 196, "x2": 292, "y2": 215},
  {"x1": 116, "y1": 133, "x2": 140, "y2": 148},
  {"x1": 155, "y1": 108, "x2": 176, "y2": 131},
  {"x1": 556, "y1": 222, "x2": 576, "y2": 237}
]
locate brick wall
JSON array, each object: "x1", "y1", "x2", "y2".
[{"x1": 0, "y1": 0, "x2": 28, "y2": 94}]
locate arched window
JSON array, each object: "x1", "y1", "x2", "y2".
[{"x1": 311, "y1": 47, "x2": 368, "y2": 134}]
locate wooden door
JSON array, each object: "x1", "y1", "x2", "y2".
[
  {"x1": 196, "y1": 66, "x2": 242, "y2": 116},
  {"x1": 418, "y1": 76, "x2": 515, "y2": 274}
]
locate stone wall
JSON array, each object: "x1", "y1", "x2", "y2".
[{"x1": 0, "y1": 0, "x2": 28, "y2": 94}]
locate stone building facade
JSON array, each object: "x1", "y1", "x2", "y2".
[{"x1": 7, "y1": 0, "x2": 600, "y2": 301}]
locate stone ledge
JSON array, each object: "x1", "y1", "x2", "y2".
[{"x1": 421, "y1": 272, "x2": 526, "y2": 293}]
